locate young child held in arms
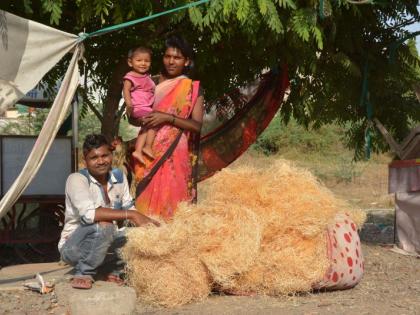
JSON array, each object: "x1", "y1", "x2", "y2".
[{"x1": 123, "y1": 46, "x2": 156, "y2": 164}]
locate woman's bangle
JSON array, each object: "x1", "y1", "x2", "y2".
[{"x1": 171, "y1": 114, "x2": 176, "y2": 125}]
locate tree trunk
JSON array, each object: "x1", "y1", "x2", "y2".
[{"x1": 101, "y1": 57, "x2": 129, "y2": 141}]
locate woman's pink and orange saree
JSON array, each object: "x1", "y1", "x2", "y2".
[{"x1": 132, "y1": 76, "x2": 200, "y2": 219}]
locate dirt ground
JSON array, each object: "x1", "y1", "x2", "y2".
[
  {"x1": 141, "y1": 245, "x2": 420, "y2": 315},
  {"x1": 283, "y1": 152, "x2": 395, "y2": 210},
  {"x1": 0, "y1": 154, "x2": 417, "y2": 314},
  {"x1": 0, "y1": 244, "x2": 419, "y2": 315}
]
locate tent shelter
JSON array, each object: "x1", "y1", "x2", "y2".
[{"x1": 376, "y1": 119, "x2": 420, "y2": 254}]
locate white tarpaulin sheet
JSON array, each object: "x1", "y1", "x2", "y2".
[
  {"x1": 0, "y1": 10, "x2": 81, "y2": 219},
  {"x1": 389, "y1": 161, "x2": 420, "y2": 254},
  {"x1": 0, "y1": 10, "x2": 77, "y2": 114},
  {"x1": 396, "y1": 192, "x2": 420, "y2": 253}
]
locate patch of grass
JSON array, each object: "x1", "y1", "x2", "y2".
[
  {"x1": 253, "y1": 115, "x2": 344, "y2": 156},
  {"x1": 251, "y1": 115, "x2": 393, "y2": 208},
  {"x1": 253, "y1": 116, "x2": 359, "y2": 182}
]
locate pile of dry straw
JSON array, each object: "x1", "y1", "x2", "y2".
[{"x1": 122, "y1": 158, "x2": 365, "y2": 307}]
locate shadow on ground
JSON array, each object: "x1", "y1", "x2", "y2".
[{"x1": 360, "y1": 209, "x2": 395, "y2": 244}]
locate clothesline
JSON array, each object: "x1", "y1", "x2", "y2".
[{"x1": 78, "y1": 0, "x2": 211, "y2": 41}]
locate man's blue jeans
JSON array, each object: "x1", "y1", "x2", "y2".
[{"x1": 60, "y1": 223, "x2": 126, "y2": 279}]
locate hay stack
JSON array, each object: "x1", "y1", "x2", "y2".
[
  {"x1": 228, "y1": 227, "x2": 329, "y2": 294},
  {"x1": 125, "y1": 251, "x2": 211, "y2": 307},
  {"x1": 123, "y1": 219, "x2": 189, "y2": 258},
  {"x1": 198, "y1": 160, "x2": 342, "y2": 294},
  {"x1": 123, "y1": 203, "x2": 262, "y2": 306},
  {"x1": 177, "y1": 202, "x2": 262, "y2": 287},
  {"x1": 124, "y1": 158, "x2": 365, "y2": 306}
]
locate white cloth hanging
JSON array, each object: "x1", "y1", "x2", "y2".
[{"x1": 0, "y1": 10, "x2": 81, "y2": 219}]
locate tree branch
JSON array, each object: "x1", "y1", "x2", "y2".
[
  {"x1": 85, "y1": 97, "x2": 104, "y2": 122},
  {"x1": 385, "y1": 17, "x2": 418, "y2": 32},
  {"x1": 81, "y1": 65, "x2": 104, "y2": 122},
  {"x1": 117, "y1": 102, "x2": 126, "y2": 119}
]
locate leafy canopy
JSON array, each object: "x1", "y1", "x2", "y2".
[{"x1": 1, "y1": 0, "x2": 420, "y2": 158}]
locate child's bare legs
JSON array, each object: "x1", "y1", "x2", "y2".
[
  {"x1": 142, "y1": 128, "x2": 156, "y2": 159},
  {"x1": 132, "y1": 130, "x2": 147, "y2": 164}
]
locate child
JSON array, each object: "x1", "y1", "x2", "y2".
[{"x1": 123, "y1": 46, "x2": 156, "y2": 164}]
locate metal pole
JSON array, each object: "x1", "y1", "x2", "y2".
[
  {"x1": 72, "y1": 96, "x2": 79, "y2": 171},
  {"x1": 393, "y1": 195, "x2": 397, "y2": 245}
]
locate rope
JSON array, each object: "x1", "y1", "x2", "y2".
[
  {"x1": 78, "y1": 0, "x2": 210, "y2": 41},
  {"x1": 319, "y1": 0, "x2": 373, "y2": 20},
  {"x1": 389, "y1": 30, "x2": 420, "y2": 64},
  {"x1": 346, "y1": 0, "x2": 374, "y2": 4},
  {"x1": 359, "y1": 60, "x2": 373, "y2": 159},
  {"x1": 359, "y1": 61, "x2": 369, "y2": 108},
  {"x1": 319, "y1": 0, "x2": 325, "y2": 20}
]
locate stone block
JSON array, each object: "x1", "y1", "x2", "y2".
[{"x1": 55, "y1": 281, "x2": 137, "y2": 315}]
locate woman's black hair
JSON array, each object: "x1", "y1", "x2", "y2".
[
  {"x1": 165, "y1": 35, "x2": 193, "y2": 60},
  {"x1": 83, "y1": 134, "x2": 110, "y2": 155},
  {"x1": 164, "y1": 34, "x2": 194, "y2": 75}
]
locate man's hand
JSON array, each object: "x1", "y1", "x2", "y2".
[{"x1": 128, "y1": 211, "x2": 160, "y2": 227}]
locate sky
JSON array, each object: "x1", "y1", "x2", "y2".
[
  {"x1": 405, "y1": 5, "x2": 420, "y2": 51},
  {"x1": 406, "y1": 23, "x2": 420, "y2": 51}
]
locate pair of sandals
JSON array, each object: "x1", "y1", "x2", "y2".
[{"x1": 71, "y1": 274, "x2": 124, "y2": 289}]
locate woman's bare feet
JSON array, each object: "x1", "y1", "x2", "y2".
[
  {"x1": 132, "y1": 150, "x2": 146, "y2": 164},
  {"x1": 142, "y1": 147, "x2": 155, "y2": 160}
]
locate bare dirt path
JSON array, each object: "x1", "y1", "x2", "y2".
[
  {"x1": 1, "y1": 244, "x2": 419, "y2": 315},
  {"x1": 1, "y1": 154, "x2": 417, "y2": 314},
  {"x1": 134, "y1": 244, "x2": 420, "y2": 315}
]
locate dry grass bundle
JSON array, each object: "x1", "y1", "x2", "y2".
[
  {"x1": 125, "y1": 250, "x2": 211, "y2": 307},
  {"x1": 124, "y1": 157, "x2": 366, "y2": 306},
  {"x1": 200, "y1": 160, "x2": 347, "y2": 231},
  {"x1": 206, "y1": 159, "x2": 360, "y2": 294},
  {"x1": 123, "y1": 220, "x2": 189, "y2": 259},
  {"x1": 344, "y1": 208, "x2": 367, "y2": 229},
  {"x1": 176, "y1": 202, "x2": 262, "y2": 287},
  {"x1": 228, "y1": 228, "x2": 328, "y2": 294}
]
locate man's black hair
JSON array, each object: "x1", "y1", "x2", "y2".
[{"x1": 83, "y1": 134, "x2": 110, "y2": 155}]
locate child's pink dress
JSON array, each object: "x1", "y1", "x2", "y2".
[{"x1": 123, "y1": 73, "x2": 156, "y2": 118}]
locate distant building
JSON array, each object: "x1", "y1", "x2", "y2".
[
  {"x1": 1, "y1": 86, "x2": 53, "y2": 119},
  {"x1": 17, "y1": 85, "x2": 53, "y2": 108}
]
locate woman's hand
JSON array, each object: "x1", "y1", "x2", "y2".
[
  {"x1": 128, "y1": 116, "x2": 145, "y2": 127},
  {"x1": 142, "y1": 111, "x2": 170, "y2": 128},
  {"x1": 125, "y1": 104, "x2": 133, "y2": 117},
  {"x1": 138, "y1": 95, "x2": 204, "y2": 132}
]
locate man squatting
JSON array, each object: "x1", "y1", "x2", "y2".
[{"x1": 58, "y1": 134, "x2": 159, "y2": 289}]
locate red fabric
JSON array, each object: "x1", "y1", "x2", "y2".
[{"x1": 198, "y1": 68, "x2": 289, "y2": 181}]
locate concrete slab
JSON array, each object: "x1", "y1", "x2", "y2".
[
  {"x1": 0, "y1": 262, "x2": 137, "y2": 314},
  {"x1": 55, "y1": 281, "x2": 137, "y2": 315}
]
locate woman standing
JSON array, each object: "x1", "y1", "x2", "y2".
[{"x1": 129, "y1": 35, "x2": 204, "y2": 219}]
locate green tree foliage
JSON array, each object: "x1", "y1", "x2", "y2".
[{"x1": 1, "y1": 0, "x2": 420, "y2": 158}]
